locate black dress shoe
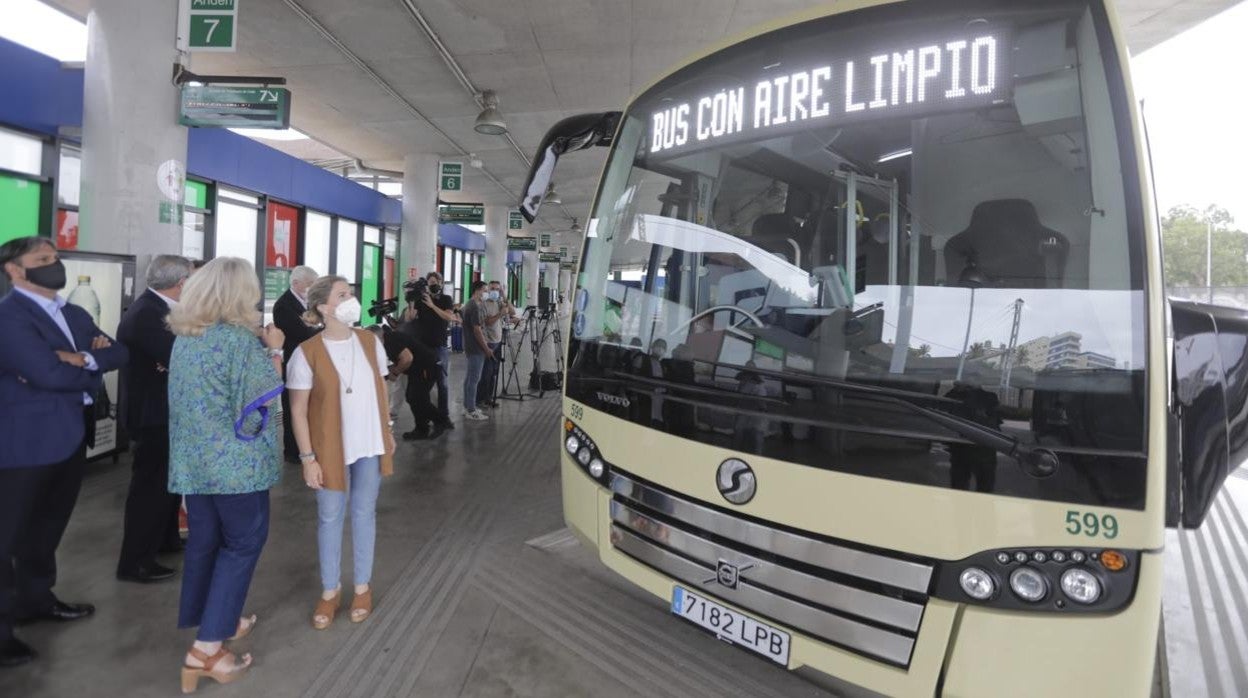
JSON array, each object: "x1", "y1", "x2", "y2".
[
  {"x1": 14, "y1": 600, "x2": 95, "y2": 626},
  {"x1": 117, "y1": 562, "x2": 177, "y2": 584},
  {"x1": 429, "y1": 422, "x2": 448, "y2": 439},
  {"x1": 158, "y1": 538, "x2": 186, "y2": 555},
  {"x1": 0, "y1": 636, "x2": 36, "y2": 668},
  {"x1": 402, "y1": 427, "x2": 430, "y2": 441}
]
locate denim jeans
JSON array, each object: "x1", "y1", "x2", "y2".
[
  {"x1": 463, "y1": 352, "x2": 486, "y2": 413},
  {"x1": 179, "y1": 491, "x2": 270, "y2": 642},
  {"x1": 477, "y1": 342, "x2": 502, "y2": 404},
  {"x1": 315, "y1": 456, "x2": 382, "y2": 592},
  {"x1": 434, "y1": 345, "x2": 450, "y2": 422}
]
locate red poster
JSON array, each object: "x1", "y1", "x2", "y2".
[
  {"x1": 56, "y1": 210, "x2": 79, "y2": 250},
  {"x1": 266, "y1": 202, "x2": 300, "y2": 268},
  {"x1": 384, "y1": 258, "x2": 396, "y2": 298}
]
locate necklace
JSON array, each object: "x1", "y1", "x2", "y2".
[{"x1": 328, "y1": 333, "x2": 357, "y2": 394}]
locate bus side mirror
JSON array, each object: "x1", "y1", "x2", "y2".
[
  {"x1": 1169, "y1": 300, "x2": 1248, "y2": 528},
  {"x1": 519, "y1": 111, "x2": 622, "y2": 222}
]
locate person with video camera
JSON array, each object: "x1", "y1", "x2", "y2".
[{"x1": 402, "y1": 271, "x2": 455, "y2": 431}]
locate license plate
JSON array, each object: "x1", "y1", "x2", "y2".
[{"x1": 671, "y1": 586, "x2": 791, "y2": 665}]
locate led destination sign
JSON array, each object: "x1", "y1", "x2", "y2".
[{"x1": 648, "y1": 27, "x2": 1010, "y2": 158}]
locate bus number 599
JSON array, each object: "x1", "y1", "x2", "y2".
[{"x1": 1065, "y1": 510, "x2": 1119, "y2": 539}]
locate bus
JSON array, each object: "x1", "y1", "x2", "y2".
[{"x1": 518, "y1": 1, "x2": 1248, "y2": 695}]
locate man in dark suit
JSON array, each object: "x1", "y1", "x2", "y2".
[
  {"x1": 0, "y1": 236, "x2": 128, "y2": 668},
  {"x1": 115, "y1": 255, "x2": 193, "y2": 584},
  {"x1": 273, "y1": 265, "x2": 320, "y2": 462}
]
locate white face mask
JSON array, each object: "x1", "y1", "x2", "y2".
[
  {"x1": 488, "y1": 290, "x2": 500, "y2": 301},
  {"x1": 333, "y1": 297, "x2": 362, "y2": 325}
]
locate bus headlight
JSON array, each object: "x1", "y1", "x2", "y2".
[
  {"x1": 564, "y1": 417, "x2": 611, "y2": 484},
  {"x1": 565, "y1": 434, "x2": 581, "y2": 455},
  {"x1": 1009, "y1": 567, "x2": 1048, "y2": 602},
  {"x1": 958, "y1": 567, "x2": 995, "y2": 600},
  {"x1": 577, "y1": 447, "x2": 592, "y2": 466},
  {"x1": 588, "y1": 458, "x2": 605, "y2": 479},
  {"x1": 1060, "y1": 568, "x2": 1102, "y2": 604}
]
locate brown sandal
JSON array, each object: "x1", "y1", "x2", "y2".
[
  {"x1": 350, "y1": 588, "x2": 373, "y2": 623},
  {"x1": 312, "y1": 590, "x2": 341, "y2": 630},
  {"x1": 228, "y1": 614, "x2": 257, "y2": 641},
  {"x1": 180, "y1": 646, "x2": 251, "y2": 694}
]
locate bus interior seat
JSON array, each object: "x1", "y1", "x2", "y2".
[{"x1": 944, "y1": 199, "x2": 1069, "y2": 288}]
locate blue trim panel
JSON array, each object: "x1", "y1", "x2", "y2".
[
  {"x1": 0, "y1": 37, "x2": 83, "y2": 136},
  {"x1": 438, "y1": 223, "x2": 485, "y2": 251}
]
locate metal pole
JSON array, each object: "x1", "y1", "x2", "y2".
[
  {"x1": 956, "y1": 287, "x2": 976, "y2": 382},
  {"x1": 1207, "y1": 219, "x2": 1214, "y2": 303}
]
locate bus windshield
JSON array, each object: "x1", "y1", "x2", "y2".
[{"x1": 566, "y1": 0, "x2": 1148, "y2": 509}]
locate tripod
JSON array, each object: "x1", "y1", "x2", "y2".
[
  {"x1": 499, "y1": 307, "x2": 538, "y2": 401},
  {"x1": 531, "y1": 307, "x2": 565, "y2": 399}
]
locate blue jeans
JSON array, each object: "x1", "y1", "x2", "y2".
[
  {"x1": 435, "y1": 345, "x2": 450, "y2": 422},
  {"x1": 315, "y1": 456, "x2": 382, "y2": 592},
  {"x1": 463, "y1": 352, "x2": 486, "y2": 413},
  {"x1": 178, "y1": 491, "x2": 270, "y2": 642}
]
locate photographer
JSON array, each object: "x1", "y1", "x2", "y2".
[
  {"x1": 402, "y1": 272, "x2": 455, "y2": 430},
  {"x1": 365, "y1": 325, "x2": 443, "y2": 441}
]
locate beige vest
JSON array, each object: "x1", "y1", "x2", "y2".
[{"x1": 302, "y1": 329, "x2": 394, "y2": 491}]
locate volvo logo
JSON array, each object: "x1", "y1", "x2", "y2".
[
  {"x1": 596, "y1": 392, "x2": 630, "y2": 408},
  {"x1": 716, "y1": 458, "x2": 756, "y2": 505}
]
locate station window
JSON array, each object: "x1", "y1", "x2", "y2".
[
  {"x1": 181, "y1": 180, "x2": 212, "y2": 262},
  {"x1": 56, "y1": 144, "x2": 81, "y2": 207},
  {"x1": 336, "y1": 218, "x2": 359, "y2": 283},
  {"x1": 305, "y1": 211, "x2": 332, "y2": 277},
  {"x1": 215, "y1": 187, "x2": 261, "y2": 266},
  {"x1": 363, "y1": 225, "x2": 380, "y2": 246},
  {"x1": 0, "y1": 127, "x2": 43, "y2": 177}
]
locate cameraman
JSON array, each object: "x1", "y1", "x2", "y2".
[
  {"x1": 403, "y1": 271, "x2": 455, "y2": 430},
  {"x1": 366, "y1": 325, "x2": 443, "y2": 440}
]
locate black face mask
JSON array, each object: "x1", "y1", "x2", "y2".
[
  {"x1": 24, "y1": 259, "x2": 67, "y2": 291},
  {"x1": 429, "y1": 284, "x2": 442, "y2": 295}
]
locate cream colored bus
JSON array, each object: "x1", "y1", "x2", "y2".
[{"x1": 519, "y1": 1, "x2": 1248, "y2": 695}]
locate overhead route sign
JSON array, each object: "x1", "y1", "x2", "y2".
[
  {"x1": 539, "y1": 252, "x2": 561, "y2": 263},
  {"x1": 508, "y1": 210, "x2": 524, "y2": 230},
  {"x1": 440, "y1": 162, "x2": 463, "y2": 192},
  {"x1": 507, "y1": 237, "x2": 537, "y2": 251},
  {"x1": 539, "y1": 233, "x2": 551, "y2": 248},
  {"x1": 180, "y1": 0, "x2": 239, "y2": 52},
  {"x1": 438, "y1": 204, "x2": 484, "y2": 224},
  {"x1": 179, "y1": 86, "x2": 291, "y2": 129}
]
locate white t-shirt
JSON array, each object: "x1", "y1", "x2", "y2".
[{"x1": 287, "y1": 333, "x2": 389, "y2": 466}]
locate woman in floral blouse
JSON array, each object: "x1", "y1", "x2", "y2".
[{"x1": 167, "y1": 257, "x2": 285, "y2": 693}]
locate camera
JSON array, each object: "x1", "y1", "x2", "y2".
[
  {"x1": 404, "y1": 277, "x2": 428, "y2": 304},
  {"x1": 368, "y1": 297, "x2": 399, "y2": 319}
]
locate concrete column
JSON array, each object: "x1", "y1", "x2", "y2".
[
  {"x1": 483, "y1": 205, "x2": 509, "y2": 287},
  {"x1": 401, "y1": 153, "x2": 440, "y2": 281},
  {"x1": 79, "y1": 0, "x2": 187, "y2": 280},
  {"x1": 523, "y1": 251, "x2": 539, "y2": 308},
  {"x1": 559, "y1": 268, "x2": 572, "y2": 307}
]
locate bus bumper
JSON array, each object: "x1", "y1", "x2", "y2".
[{"x1": 562, "y1": 459, "x2": 1163, "y2": 698}]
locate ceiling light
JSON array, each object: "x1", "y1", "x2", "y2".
[
  {"x1": 544, "y1": 183, "x2": 562, "y2": 205},
  {"x1": 469, "y1": 153, "x2": 483, "y2": 168},
  {"x1": 570, "y1": 219, "x2": 581, "y2": 233},
  {"x1": 877, "y1": 147, "x2": 913, "y2": 163},
  {"x1": 229, "y1": 127, "x2": 309, "y2": 142},
  {"x1": 473, "y1": 90, "x2": 507, "y2": 136}
]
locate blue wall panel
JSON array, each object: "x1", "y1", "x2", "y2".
[
  {"x1": 0, "y1": 37, "x2": 83, "y2": 136},
  {"x1": 438, "y1": 223, "x2": 486, "y2": 251}
]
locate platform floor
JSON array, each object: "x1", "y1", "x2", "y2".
[{"x1": 1, "y1": 352, "x2": 1246, "y2": 697}]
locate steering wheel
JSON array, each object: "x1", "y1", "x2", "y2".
[{"x1": 671, "y1": 305, "x2": 765, "y2": 336}]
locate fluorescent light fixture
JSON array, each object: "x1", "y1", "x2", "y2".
[
  {"x1": 3, "y1": 0, "x2": 87, "y2": 62},
  {"x1": 228, "y1": 127, "x2": 310, "y2": 141},
  {"x1": 877, "y1": 148, "x2": 913, "y2": 163}
]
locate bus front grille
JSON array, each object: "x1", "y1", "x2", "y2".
[{"x1": 608, "y1": 471, "x2": 932, "y2": 668}]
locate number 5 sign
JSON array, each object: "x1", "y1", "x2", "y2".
[{"x1": 178, "y1": 0, "x2": 239, "y2": 53}]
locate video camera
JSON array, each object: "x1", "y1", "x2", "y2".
[{"x1": 368, "y1": 276, "x2": 434, "y2": 329}]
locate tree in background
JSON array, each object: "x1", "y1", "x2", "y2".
[{"x1": 1161, "y1": 205, "x2": 1248, "y2": 288}]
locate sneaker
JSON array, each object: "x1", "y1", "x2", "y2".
[{"x1": 463, "y1": 409, "x2": 490, "y2": 421}]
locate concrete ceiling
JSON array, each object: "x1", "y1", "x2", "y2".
[{"x1": 47, "y1": 0, "x2": 1243, "y2": 250}]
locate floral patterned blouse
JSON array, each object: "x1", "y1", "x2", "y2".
[{"x1": 169, "y1": 322, "x2": 282, "y2": 495}]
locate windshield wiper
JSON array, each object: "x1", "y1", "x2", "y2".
[{"x1": 596, "y1": 368, "x2": 1061, "y2": 479}]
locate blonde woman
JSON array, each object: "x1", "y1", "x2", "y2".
[
  {"x1": 167, "y1": 257, "x2": 285, "y2": 693},
  {"x1": 287, "y1": 276, "x2": 394, "y2": 630}
]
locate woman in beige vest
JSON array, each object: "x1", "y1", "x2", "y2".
[{"x1": 287, "y1": 276, "x2": 395, "y2": 629}]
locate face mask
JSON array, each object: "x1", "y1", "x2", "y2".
[
  {"x1": 429, "y1": 284, "x2": 442, "y2": 295},
  {"x1": 23, "y1": 259, "x2": 67, "y2": 291},
  {"x1": 488, "y1": 290, "x2": 500, "y2": 301},
  {"x1": 334, "y1": 297, "x2": 362, "y2": 325}
]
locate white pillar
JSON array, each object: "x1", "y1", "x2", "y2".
[
  {"x1": 402, "y1": 153, "x2": 439, "y2": 281},
  {"x1": 559, "y1": 268, "x2": 572, "y2": 308},
  {"x1": 523, "y1": 251, "x2": 539, "y2": 308},
  {"x1": 79, "y1": 0, "x2": 187, "y2": 280},
  {"x1": 484, "y1": 206, "x2": 509, "y2": 287}
]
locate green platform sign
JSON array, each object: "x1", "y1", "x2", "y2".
[
  {"x1": 539, "y1": 252, "x2": 561, "y2": 263},
  {"x1": 508, "y1": 210, "x2": 524, "y2": 230},
  {"x1": 507, "y1": 237, "x2": 537, "y2": 251},
  {"x1": 179, "y1": 86, "x2": 291, "y2": 129},
  {"x1": 184, "y1": 0, "x2": 238, "y2": 52},
  {"x1": 440, "y1": 162, "x2": 463, "y2": 192},
  {"x1": 539, "y1": 233, "x2": 551, "y2": 248},
  {"x1": 438, "y1": 203, "x2": 484, "y2": 224}
]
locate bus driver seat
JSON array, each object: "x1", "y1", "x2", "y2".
[{"x1": 944, "y1": 199, "x2": 1069, "y2": 289}]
